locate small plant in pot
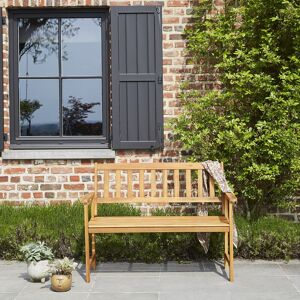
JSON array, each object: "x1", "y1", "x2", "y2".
[
  {"x1": 49, "y1": 257, "x2": 78, "y2": 292},
  {"x1": 20, "y1": 241, "x2": 54, "y2": 282}
]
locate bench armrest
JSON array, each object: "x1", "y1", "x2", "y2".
[
  {"x1": 80, "y1": 192, "x2": 95, "y2": 205},
  {"x1": 224, "y1": 192, "x2": 237, "y2": 203}
]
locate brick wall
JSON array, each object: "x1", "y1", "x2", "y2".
[{"x1": 0, "y1": 0, "x2": 219, "y2": 204}]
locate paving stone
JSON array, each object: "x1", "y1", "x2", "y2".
[
  {"x1": 92, "y1": 275, "x2": 160, "y2": 293},
  {"x1": 0, "y1": 293, "x2": 18, "y2": 300},
  {"x1": 159, "y1": 275, "x2": 229, "y2": 293},
  {"x1": 230, "y1": 292, "x2": 300, "y2": 300},
  {"x1": 229, "y1": 276, "x2": 298, "y2": 294},
  {"x1": 280, "y1": 264, "x2": 300, "y2": 276},
  {"x1": 0, "y1": 278, "x2": 28, "y2": 293},
  {"x1": 287, "y1": 276, "x2": 300, "y2": 292},
  {"x1": 159, "y1": 291, "x2": 231, "y2": 300},
  {"x1": 234, "y1": 263, "x2": 286, "y2": 277},
  {"x1": 87, "y1": 292, "x2": 158, "y2": 300}
]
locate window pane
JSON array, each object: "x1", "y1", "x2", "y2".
[
  {"x1": 18, "y1": 18, "x2": 59, "y2": 77},
  {"x1": 19, "y1": 79, "x2": 59, "y2": 136},
  {"x1": 62, "y1": 18, "x2": 102, "y2": 76},
  {"x1": 62, "y1": 79, "x2": 102, "y2": 136}
]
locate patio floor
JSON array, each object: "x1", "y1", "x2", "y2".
[{"x1": 0, "y1": 260, "x2": 300, "y2": 300}]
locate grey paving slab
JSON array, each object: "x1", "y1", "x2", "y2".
[
  {"x1": 229, "y1": 276, "x2": 298, "y2": 294},
  {"x1": 92, "y1": 275, "x2": 160, "y2": 293},
  {"x1": 0, "y1": 278, "x2": 28, "y2": 293},
  {"x1": 280, "y1": 264, "x2": 300, "y2": 275},
  {"x1": 234, "y1": 262, "x2": 286, "y2": 277},
  {"x1": 14, "y1": 292, "x2": 90, "y2": 300},
  {"x1": 230, "y1": 292, "x2": 300, "y2": 300},
  {"x1": 159, "y1": 275, "x2": 229, "y2": 293},
  {"x1": 0, "y1": 260, "x2": 300, "y2": 300},
  {"x1": 87, "y1": 292, "x2": 158, "y2": 300},
  {"x1": 287, "y1": 276, "x2": 300, "y2": 293},
  {"x1": 159, "y1": 291, "x2": 231, "y2": 300},
  {"x1": 0, "y1": 293, "x2": 18, "y2": 300}
]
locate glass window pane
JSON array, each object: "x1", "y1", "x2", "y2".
[
  {"x1": 62, "y1": 18, "x2": 102, "y2": 76},
  {"x1": 62, "y1": 79, "x2": 102, "y2": 136},
  {"x1": 18, "y1": 18, "x2": 59, "y2": 77},
  {"x1": 19, "y1": 79, "x2": 59, "y2": 136}
]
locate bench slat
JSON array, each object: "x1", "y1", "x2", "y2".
[
  {"x1": 186, "y1": 169, "x2": 191, "y2": 197},
  {"x1": 104, "y1": 170, "x2": 109, "y2": 198},
  {"x1": 151, "y1": 170, "x2": 156, "y2": 197},
  {"x1": 163, "y1": 169, "x2": 168, "y2": 197},
  {"x1": 116, "y1": 170, "x2": 121, "y2": 198},
  {"x1": 139, "y1": 170, "x2": 144, "y2": 197},
  {"x1": 198, "y1": 169, "x2": 203, "y2": 197},
  {"x1": 174, "y1": 169, "x2": 179, "y2": 197},
  {"x1": 96, "y1": 196, "x2": 222, "y2": 204},
  {"x1": 88, "y1": 216, "x2": 229, "y2": 233},
  {"x1": 127, "y1": 170, "x2": 133, "y2": 198},
  {"x1": 96, "y1": 163, "x2": 204, "y2": 170}
]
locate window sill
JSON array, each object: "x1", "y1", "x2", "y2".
[{"x1": 1, "y1": 149, "x2": 116, "y2": 160}]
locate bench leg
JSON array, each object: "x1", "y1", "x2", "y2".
[
  {"x1": 224, "y1": 232, "x2": 229, "y2": 268},
  {"x1": 91, "y1": 233, "x2": 96, "y2": 270},
  {"x1": 84, "y1": 206, "x2": 91, "y2": 283},
  {"x1": 229, "y1": 202, "x2": 234, "y2": 282}
]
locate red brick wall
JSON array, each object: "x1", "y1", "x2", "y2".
[{"x1": 0, "y1": 0, "x2": 218, "y2": 204}]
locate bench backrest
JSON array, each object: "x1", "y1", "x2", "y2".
[{"x1": 94, "y1": 163, "x2": 221, "y2": 205}]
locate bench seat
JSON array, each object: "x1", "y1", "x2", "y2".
[{"x1": 88, "y1": 216, "x2": 230, "y2": 233}]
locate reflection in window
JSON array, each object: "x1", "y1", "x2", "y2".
[
  {"x1": 62, "y1": 18, "x2": 102, "y2": 76},
  {"x1": 19, "y1": 18, "x2": 59, "y2": 76},
  {"x1": 17, "y1": 16, "x2": 103, "y2": 138},
  {"x1": 63, "y1": 79, "x2": 102, "y2": 136},
  {"x1": 19, "y1": 79, "x2": 59, "y2": 136}
]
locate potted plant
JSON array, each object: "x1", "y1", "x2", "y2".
[
  {"x1": 20, "y1": 241, "x2": 54, "y2": 282},
  {"x1": 49, "y1": 257, "x2": 78, "y2": 292}
]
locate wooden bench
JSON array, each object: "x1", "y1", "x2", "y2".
[{"x1": 80, "y1": 162, "x2": 237, "y2": 282}]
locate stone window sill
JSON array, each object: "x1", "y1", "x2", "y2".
[{"x1": 1, "y1": 149, "x2": 116, "y2": 160}]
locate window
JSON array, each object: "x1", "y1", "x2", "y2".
[
  {"x1": 7, "y1": 7, "x2": 164, "y2": 151},
  {"x1": 9, "y1": 9, "x2": 109, "y2": 149}
]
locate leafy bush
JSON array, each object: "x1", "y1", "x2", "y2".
[
  {"x1": 0, "y1": 203, "x2": 299, "y2": 262},
  {"x1": 172, "y1": 0, "x2": 300, "y2": 218},
  {"x1": 20, "y1": 241, "x2": 54, "y2": 262}
]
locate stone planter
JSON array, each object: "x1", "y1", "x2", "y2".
[
  {"x1": 51, "y1": 274, "x2": 72, "y2": 292},
  {"x1": 27, "y1": 260, "x2": 50, "y2": 282}
]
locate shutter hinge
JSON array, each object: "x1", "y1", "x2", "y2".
[
  {"x1": 157, "y1": 74, "x2": 163, "y2": 84},
  {"x1": 3, "y1": 133, "x2": 8, "y2": 141},
  {"x1": 1, "y1": 17, "x2": 6, "y2": 26}
]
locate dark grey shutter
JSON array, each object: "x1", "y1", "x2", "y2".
[
  {"x1": 0, "y1": 8, "x2": 3, "y2": 152},
  {"x1": 111, "y1": 6, "x2": 163, "y2": 150}
]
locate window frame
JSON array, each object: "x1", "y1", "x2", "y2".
[{"x1": 9, "y1": 8, "x2": 110, "y2": 149}]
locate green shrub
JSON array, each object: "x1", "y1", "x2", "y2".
[
  {"x1": 172, "y1": 0, "x2": 300, "y2": 218},
  {"x1": 0, "y1": 204, "x2": 299, "y2": 262}
]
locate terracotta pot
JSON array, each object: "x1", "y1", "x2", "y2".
[{"x1": 51, "y1": 274, "x2": 72, "y2": 292}]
